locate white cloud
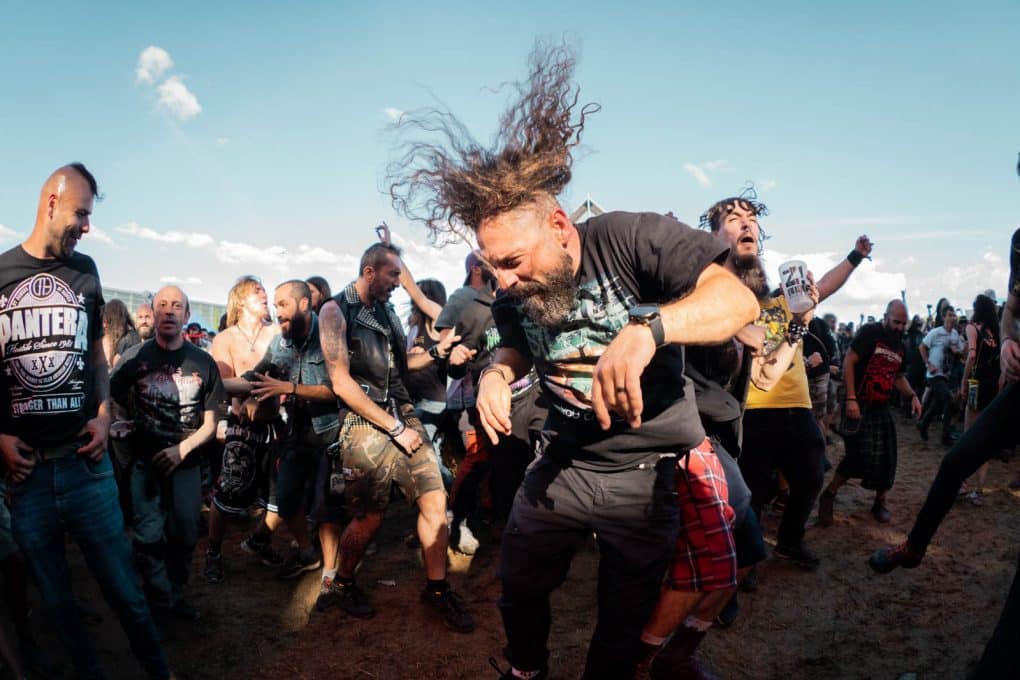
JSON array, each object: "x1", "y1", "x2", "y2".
[
  {"x1": 135, "y1": 46, "x2": 174, "y2": 84},
  {"x1": 157, "y1": 76, "x2": 202, "y2": 120},
  {"x1": 683, "y1": 160, "x2": 733, "y2": 188},
  {"x1": 0, "y1": 224, "x2": 18, "y2": 242},
  {"x1": 215, "y1": 137, "x2": 229, "y2": 147},
  {"x1": 160, "y1": 275, "x2": 203, "y2": 285},
  {"x1": 85, "y1": 225, "x2": 116, "y2": 247},
  {"x1": 117, "y1": 221, "x2": 215, "y2": 248},
  {"x1": 383, "y1": 107, "x2": 404, "y2": 122},
  {"x1": 683, "y1": 163, "x2": 712, "y2": 188}
]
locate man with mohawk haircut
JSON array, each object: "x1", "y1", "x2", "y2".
[{"x1": 389, "y1": 43, "x2": 759, "y2": 679}]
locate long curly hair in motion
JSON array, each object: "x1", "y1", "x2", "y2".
[{"x1": 388, "y1": 41, "x2": 600, "y2": 244}]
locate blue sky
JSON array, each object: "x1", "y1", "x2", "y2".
[{"x1": 1, "y1": 1, "x2": 1017, "y2": 325}]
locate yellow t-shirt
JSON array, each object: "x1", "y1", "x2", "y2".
[{"x1": 745, "y1": 294, "x2": 812, "y2": 410}]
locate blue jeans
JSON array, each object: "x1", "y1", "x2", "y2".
[{"x1": 8, "y1": 447, "x2": 168, "y2": 679}]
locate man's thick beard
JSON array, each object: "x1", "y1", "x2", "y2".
[
  {"x1": 512, "y1": 253, "x2": 577, "y2": 329},
  {"x1": 732, "y1": 253, "x2": 770, "y2": 299}
]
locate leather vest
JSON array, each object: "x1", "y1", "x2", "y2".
[{"x1": 333, "y1": 284, "x2": 409, "y2": 404}]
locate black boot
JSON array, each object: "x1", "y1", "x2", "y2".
[{"x1": 648, "y1": 626, "x2": 717, "y2": 680}]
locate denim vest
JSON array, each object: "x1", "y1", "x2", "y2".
[{"x1": 257, "y1": 314, "x2": 339, "y2": 436}]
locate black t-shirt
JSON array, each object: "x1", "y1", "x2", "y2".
[
  {"x1": 493, "y1": 211, "x2": 728, "y2": 470},
  {"x1": 850, "y1": 322, "x2": 905, "y2": 404},
  {"x1": 436, "y1": 283, "x2": 499, "y2": 388},
  {"x1": 111, "y1": 339, "x2": 225, "y2": 462},
  {"x1": 405, "y1": 324, "x2": 447, "y2": 404},
  {"x1": 1010, "y1": 228, "x2": 1020, "y2": 299},
  {"x1": 0, "y1": 246, "x2": 105, "y2": 447},
  {"x1": 804, "y1": 317, "x2": 836, "y2": 379}
]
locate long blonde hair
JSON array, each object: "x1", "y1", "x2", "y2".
[{"x1": 226, "y1": 276, "x2": 262, "y2": 328}]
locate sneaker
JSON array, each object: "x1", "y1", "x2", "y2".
[
  {"x1": 869, "y1": 541, "x2": 924, "y2": 574},
  {"x1": 488, "y1": 657, "x2": 547, "y2": 679},
  {"x1": 240, "y1": 535, "x2": 284, "y2": 568},
  {"x1": 817, "y1": 489, "x2": 836, "y2": 527},
  {"x1": 204, "y1": 550, "x2": 224, "y2": 584},
  {"x1": 314, "y1": 577, "x2": 341, "y2": 612},
  {"x1": 871, "y1": 500, "x2": 891, "y2": 524},
  {"x1": 421, "y1": 586, "x2": 475, "y2": 633},
  {"x1": 451, "y1": 519, "x2": 479, "y2": 556},
  {"x1": 332, "y1": 580, "x2": 375, "y2": 619},
  {"x1": 774, "y1": 542, "x2": 821, "y2": 569},
  {"x1": 276, "y1": 548, "x2": 322, "y2": 580}
]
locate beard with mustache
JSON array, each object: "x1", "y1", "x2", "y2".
[
  {"x1": 510, "y1": 249, "x2": 578, "y2": 329},
  {"x1": 731, "y1": 251, "x2": 771, "y2": 300}
]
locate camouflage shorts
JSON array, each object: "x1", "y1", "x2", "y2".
[{"x1": 339, "y1": 407, "x2": 445, "y2": 516}]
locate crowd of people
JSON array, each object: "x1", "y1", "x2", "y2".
[{"x1": 1, "y1": 44, "x2": 1018, "y2": 680}]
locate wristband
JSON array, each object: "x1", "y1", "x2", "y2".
[
  {"x1": 786, "y1": 321, "x2": 807, "y2": 344},
  {"x1": 847, "y1": 250, "x2": 864, "y2": 267},
  {"x1": 387, "y1": 420, "x2": 406, "y2": 438},
  {"x1": 428, "y1": 344, "x2": 446, "y2": 362},
  {"x1": 480, "y1": 365, "x2": 509, "y2": 383},
  {"x1": 845, "y1": 397, "x2": 857, "y2": 401}
]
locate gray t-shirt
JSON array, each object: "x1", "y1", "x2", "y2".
[{"x1": 922, "y1": 326, "x2": 963, "y2": 378}]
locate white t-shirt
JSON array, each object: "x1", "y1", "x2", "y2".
[{"x1": 922, "y1": 326, "x2": 963, "y2": 378}]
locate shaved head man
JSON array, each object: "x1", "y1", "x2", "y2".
[
  {"x1": 0, "y1": 164, "x2": 170, "y2": 677},
  {"x1": 135, "y1": 303, "x2": 155, "y2": 340},
  {"x1": 819, "y1": 299, "x2": 921, "y2": 526}
]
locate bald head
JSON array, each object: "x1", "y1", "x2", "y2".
[
  {"x1": 135, "y1": 303, "x2": 155, "y2": 340},
  {"x1": 152, "y1": 285, "x2": 191, "y2": 347},
  {"x1": 27, "y1": 163, "x2": 99, "y2": 260},
  {"x1": 883, "y1": 299, "x2": 908, "y2": 333}
]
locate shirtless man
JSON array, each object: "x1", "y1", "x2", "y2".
[{"x1": 205, "y1": 276, "x2": 284, "y2": 579}]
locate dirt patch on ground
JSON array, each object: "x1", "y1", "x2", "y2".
[{"x1": 14, "y1": 412, "x2": 1020, "y2": 679}]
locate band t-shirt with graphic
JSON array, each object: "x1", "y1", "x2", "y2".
[
  {"x1": 111, "y1": 339, "x2": 225, "y2": 465},
  {"x1": 849, "y1": 322, "x2": 905, "y2": 404},
  {"x1": 745, "y1": 294, "x2": 812, "y2": 410},
  {"x1": 493, "y1": 211, "x2": 728, "y2": 470},
  {"x1": 0, "y1": 246, "x2": 105, "y2": 448}
]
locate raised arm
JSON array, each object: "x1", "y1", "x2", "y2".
[
  {"x1": 660, "y1": 263, "x2": 760, "y2": 345},
  {"x1": 816, "y1": 235, "x2": 873, "y2": 302}
]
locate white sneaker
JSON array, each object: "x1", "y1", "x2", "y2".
[{"x1": 452, "y1": 519, "x2": 479, "y2": 555}]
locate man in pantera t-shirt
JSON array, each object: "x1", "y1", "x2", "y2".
[
  {"x1": 0, "y1": 164, "x2": 168, "y2": 678},
  {"x1": 112, "y1": 285, "x2": 224, "y2": 620},
  {"x1": 389, "y1": 45, "x2": 760, "y2": 679}
]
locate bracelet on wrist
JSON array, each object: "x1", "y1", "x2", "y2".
[
  {"x1": 480, "y1": 365, "x2": 508, "y2": 383},
  {"x1": 786, "y1": 320, "x2": 807, "y2": 344},
  {"x1": 428, "y1": 344, "x2": 447, "y2": 362},
  {"x1": 847, "y1": 250, "x2": 864, "y2": 268},
  {"x1": 387, "y1": 420, "x2": 406, "y2": 438}
]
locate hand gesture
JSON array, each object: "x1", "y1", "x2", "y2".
[
  {"x1": 376, "y1": 222, "x2": 392, "y2": 245},
  {"x1": 854, "y1": 235, "x2": 874, "y2": 258},
  {"x1": 76, "y1": 413, "x2": 110, "y2": 462},
  {"x1": 153, "y1": 445, "x2": 183, "y2": 476},
  {"x1": 476, "y1": 369, "x2": 512, "y2": 444},
  {"x1": 448, "y1": 343, "x2": 477, "y2": 367},
  {"x1": 392, "y1": 425, "x2": 423, "y2": 458},
  {"x1": 250, "y1": 373, "x2": 292, "y2": 402},
  {"x1": 435, "y1": 333, "x2": 462, "y2": 360},
  {"x1": 806, "y1": 352, "x2": 823, "y2": 369},
  {"x1": 591, "y1": 322, "x2": 657, "y2": 430},
  {"x1": 0, "y1": 434, "x2": 34, "y2": 483}
]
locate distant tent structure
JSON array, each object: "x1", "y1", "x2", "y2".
[{"x1": 569, "y1": 195, "x2": 605, "y2": 223}]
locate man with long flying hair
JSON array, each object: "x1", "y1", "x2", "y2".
[{"x1": 389, "y1": 44, "x2": 759, "y2": 679}]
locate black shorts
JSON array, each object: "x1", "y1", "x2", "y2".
[{"x1": 212, "y1": 414, "x2": 271, "y2": 517}]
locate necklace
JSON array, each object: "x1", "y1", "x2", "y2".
[{"x1": 237, "y1": 323, "x2": 263, "y2": 353}]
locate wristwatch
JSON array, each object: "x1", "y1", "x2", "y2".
[{"x1": 628, "y1": 305, "x2": 667, "y2": 347}]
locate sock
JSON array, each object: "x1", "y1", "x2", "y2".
[
  {"x1": 322, "y1": 568, "x2": 337, "y2": 582},
  {"x1": 640, "y1": 630, "x2": 668, "y2": 646},
  {"x1": 683, "y1": 616, "x2": 714, "y2": 633},
  {"x1": 426, "y1": 578, "x2": 449, "y2": 594}
]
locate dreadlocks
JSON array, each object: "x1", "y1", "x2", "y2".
[{"x1": 388, "y1": 41, "x2": 599, "y2": 244}]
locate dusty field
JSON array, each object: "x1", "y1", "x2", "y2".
[{"x1": 10, "y1": 411, "x2": 1020, "y2": 679}]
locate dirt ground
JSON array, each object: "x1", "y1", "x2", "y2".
[{"x1": 10, "y1": 411, "x2": 1020, "y2": 679}]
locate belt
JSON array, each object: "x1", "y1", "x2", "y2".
[{"x1": 35, "y1": 438, "x2": 87, "y2": 461}]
